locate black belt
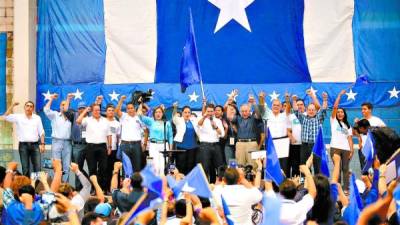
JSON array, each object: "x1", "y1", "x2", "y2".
[
  {"x1": 121, "y1": 140, "x2": 141, "y2": 144},
  {"x1": 87, "y1": 143, "x2": 106, "y2": 146},
  {"x1": 19, "y1": 141, "x2": 38, "y2": 145},
  {"x1": 73, "y1": 141, "x2": 86, "y2": 145},
  {"x1": 272, "y1": 136, "x2": 288, "y2": 140},
  {"x1": 150, "y1": 140, "x2": 164, "y2": 144},
  {"x1": 237, "y1": 138, "x2": 257, "y2": 142},
  {"x1": 200, "y1": 142, "x2": 218, "y2": 145}
]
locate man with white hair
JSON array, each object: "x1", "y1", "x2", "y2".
[
  {"x1": 230, "y1": 92, "x2": 262, "y2": 167},
  {"x1": 260, "y1": 92, "x2": 291, "y2": 176}
]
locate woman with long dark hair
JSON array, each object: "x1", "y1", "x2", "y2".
[
  {"x1": 172, "y1": 103, "x2": 199, "y2": 174},
  {"x1": 309, "y1": 174, "x2": 334, "y2": 224},
  {"x1": 330, "y1": 90, "x2": 353, "y2": 192}
]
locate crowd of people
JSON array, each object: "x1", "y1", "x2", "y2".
[{"x1": 0, "y1": 88, "x2": 399, "y2": 225}]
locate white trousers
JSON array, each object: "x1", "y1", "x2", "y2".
[{"x1": 148, "y1": 142, "x2": 169, "y2": 176}]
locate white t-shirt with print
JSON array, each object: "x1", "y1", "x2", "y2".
[{"x1": 330, "y1": 118, "x2": 352, "y2": 151}]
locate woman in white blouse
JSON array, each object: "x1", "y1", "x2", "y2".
[{"x1": 330, "y1": 90, "x2": 354, "y2": 192}]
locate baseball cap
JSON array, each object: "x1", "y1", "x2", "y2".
[
  {"x1": 94, "y1": 203, "x2": 112, "y2": 217},
  {"x1": 77, "y1": 101, "x2": 87, "y2": 109}
]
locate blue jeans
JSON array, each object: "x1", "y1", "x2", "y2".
[
  {"x1": 18, "y1": 142, "x2": 41, "y2": 177},
  {"x1": 52, "y1": 138, "x2": 72, "y2": 182},
  {"x1": 120, "y1": 142, "x2": 143, "y2": 172},
  {"x1": 224, "y1": 144, "x2": 235, "y2": 165}
]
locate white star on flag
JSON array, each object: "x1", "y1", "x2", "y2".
[
  {"x1": 73, "y1": 89, "x2": 84, "y2": 100},
  {"x1": 345, "y1": 89, "x2": 357, "y2": 101},
  {"x1": 226, "y1": 90, "x2": 239, "y2": 101},
  {"x1": 42, "y1": 90, "x2": 52, "y2": 101},
  {"x1": 188, "y1": 91, "x2": 200, "y2": 102},
  {"x1": 388, "y1": 86, "x2": 400, "y2": 99},
  {"x1": 309, "y1": 86, "x2": 318, "y2": 96},
  {"x1": 208, "y1": 0, "x2": 255, "y2": 33},
  {"x1": 108, "y1": 90, "x2": 120, "y2": 101},
  {"x1": 182, "y1": 182, "x2": 196, "y2": 193},
  {"x1": 269, "y1": 91, "x2": 280, "y2": 101}
]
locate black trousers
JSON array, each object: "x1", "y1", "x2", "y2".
[
  {"x1": 18, "y1": 142, "x2": 41, "y2": 177},
  {"x1": 288, "y1": 144, "x2": 301, "y2": 177},
  {"x1": 105, "y1": 150, "x2": 118, "y2": 192},
  {"x1": 197, "y1": 142, "x2": 224, "y2": 183},
  {"x1": 175, "y1": 147, "x2": 197, "y2": 175},
  {"x1": 86, "y1": 143, "x2": 108, "y2": 190},
  {"x1": 300, "y1": 143, "x2": 321, "y2": 174}
]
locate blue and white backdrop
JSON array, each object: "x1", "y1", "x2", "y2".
[{"x1": 36, "y1": 0, "x2": 400, "y2": 110}]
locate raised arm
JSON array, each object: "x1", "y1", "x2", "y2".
[
  {"x1": 44, "y1": 94, "x2": 57, "y2": 111},
  {"x1": 291, "y1": 95, "x2": 299, "y2": 111},
  {"x1": 332, "y1": 90, "x2": 346, "y2": 119},
  {"x1": 300, "y1": 165, "x2": 316, "y2": 199},
  {"x1": 111, "y1": 162, "x2": 122, "y2": 191},
  {"x1": 95, "y1": 95, "x2": 103, "y2": 106},
  {"x1": 51, "y1": 159, "x2": 63, "y2": 192},
  {"x1": 71, "y1": 162, "x2": 92, "y2": 201},
  {"x1": 115, "y1": 95, "x2": 127, "y2": 118},
  {"x1": 201, "y1": 97, "x2": 207, "y2": 116},
  {"x1": 0, "y1": 102, "x2": 19, "y2": 121},
  {"x1": 63, "y1": 93, "x2": 74, "y2": 112},
  {"x1": 307, "y1": 89, "x2": 321, "y2": 110},
  {"x1": 90, "y1": 175, "x2": 105, "y2": 203},
  {"x1": 284, "y1": 92, "x2": 291, "y2": 115},
  {"x1": 76, "y1": 107, "x2": 90, "y2": 125},
  {"x1": 321, "y1": 92, "x2": 328, "y2": 110}
]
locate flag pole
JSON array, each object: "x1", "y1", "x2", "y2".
[{"x1": 189, "y1": 8, "x2": 205, "y2": 99}]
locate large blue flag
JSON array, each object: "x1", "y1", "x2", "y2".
[
  {"x1": 265, "y1": 129, "x2": 284, "y2": 185},
  {"x1": 343, "y1": 174, "x2": 363, "y2": 225},
  {"x1": 180, "y1": 8, "x2": 201, "y2": 93},
  {"x1": 312, "y1": 127, "x2": 330, "y2": 177},
  {"x1": 221, "y1": 196, "x2": 234, "y2": 225},
  {"x1": 173, "y1": 164, "x2": 212, "y2": 198},
  {"x1": 362, "y1": 131, "x2": 375, "y2": 173},
  {"x1": 125, "y1": 165, "x2": 163, "y2": 224}
]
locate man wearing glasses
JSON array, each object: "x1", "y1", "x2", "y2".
[{"x1": 1, "y1": 101, "x2": 45, "y2": 176}]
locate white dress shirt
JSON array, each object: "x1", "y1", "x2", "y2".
[
  {"x1": 5, "y1": 114, "x2": 44, "y2": 142},
  {"x1": 81, "y1": 116, "x2": 111, "y2": 144},
  {"x1": 280, "y1": 194, "x2": 314, "y2": 225},
  {"x1": 107, "y1": 119, "x2": 121, "y2": 150},
  {"x1": 44, "y1": 108, "x2": 71, "y2": 139},
  {"x1": 267, "y1": 112, "x2": 290, "y2": 138},
  {"x1": 213, "y1": 185, "x2": 263, "y2": 225},
  {"x1": 119, "y1": 113, "x2": 143, "y2": 141},
  {"x1": 289, "y1": 113, "x2": 302, "y2": 145},
  {"x1": 197, "y1": 117, "x2": 224, "y2": 143}
]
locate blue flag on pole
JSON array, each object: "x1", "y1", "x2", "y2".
[
  {"x1": 221, "y1": 196, "x2": 234, "y2": 225},
  {"x1": 343, "y1": 174, "x2": 363, "y2": 225},
  {"x1": 312, "y1": 127, "x2": 330, "y2": 177},
  {"x1": 173, "y1": 164, "x2": 212, "y2": 198},
  {"x1": 265, "y1": 129, "x2": 284, "y2": 185},
  {"x1": 362, "y1": 131, "x2": 375, "y2": 173},
  {"x1": 262, "y1": 193, "x2": 281, "y2": 225},
  {"x1": 122, "y1": 151, "x2": 133, "y2": 177},
  {"x1": 179, "y1": 8, "x2": 201, "y2": 93},
  {"x1": 125, "y1": 165, "x2": 163, "y2": 224}
]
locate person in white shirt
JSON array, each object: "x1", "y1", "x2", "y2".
[
  {"x1": 1, "y1": 101, "x2": 45, "y2": 176},
  {"x1": 330, "y1": 90, "x2": 353, "y2": 192},
  {"x1": 44, "y1": 93, "x2": 74, "y2": 182},
  {"x1": 260, "y1": 93, "x2": 291, "y2": 177},
  {"x1": 197, "y1": 104, "x2": 225, "y2": 183},
  {"x1": 76, "y1": 104, "x2": 112, "y2": 190},
  {"x1": 116, "y1": 95, "x2": 145, "y2": 172},
  {"x1": 172, "y1": 103, "x2": 199, "y2": 175},
  {"x1": 355, "y1": 102, "x2": 386, "y2": 170},
  {"x1": 105, "y1": 104, "x2": 121, "y2": 192},
  {"x1": 279, "y1": 165, "x2": 317, "y2": 225},
  {"x1": 213, "y1": 167, "x2": 262, "y2": 225}
]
